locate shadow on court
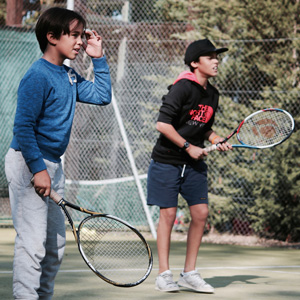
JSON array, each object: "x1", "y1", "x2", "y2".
[
  {"x1": 209, "y1": 275, "x2": 266, "y2": 288},
  {"x1": 1, "y1": 228, "x2": 299, "y2": 300}
]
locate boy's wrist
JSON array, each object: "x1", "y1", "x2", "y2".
[
  {"x1": 91, "y1": 53, "x2": 104, "y2": 59},
  {"x1": 182, "y1": 141, "x2": 190, "y2": 151},
  {"x1": 211, "y1": 135, "x2": 220, "y2": 144}
]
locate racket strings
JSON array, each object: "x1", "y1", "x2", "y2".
[
  {"x1": 238, "y1": 110, "x2": 293, "y2": 147},
  {"x1": 78, "y1": 216, "x2": 150, "y2": 285}
]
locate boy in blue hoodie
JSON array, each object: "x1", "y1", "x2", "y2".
[
  {"x1": 5, "y1": 7, "x2": 111, "y2": 299},
  {"x1": 147, "y1": 39, "x2": 231, "y2": 293}
]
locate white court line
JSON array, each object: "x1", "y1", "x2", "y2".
[
  {"x1": 1, "y1": 265, "x2": 300, "y2": 275},
  {"x1": 172, "y1": 266, "x2": 300, "y2": 275},
  {"x1": 0, "y1": 269, "x2": 91, "y2": 274}
]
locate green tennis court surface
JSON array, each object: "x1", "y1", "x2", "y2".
[{"x1": 1, "y1": 228, "x2": 299, "y2": 299}]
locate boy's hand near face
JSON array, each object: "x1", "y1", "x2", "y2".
[{"x1": 83, "y1": 29, "x2": 103, "y2": 58}]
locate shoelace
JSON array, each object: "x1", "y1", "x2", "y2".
[
  {"x1": 185, "y1": 272, "x2": 207, "y2": 286},
  {"x1": 161, "y1": 273, "x2": 176, "y2": 285}
]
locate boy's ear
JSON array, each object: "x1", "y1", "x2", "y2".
[
  {"x1": 46, "y1": 32, "x2": 57, "y2": 46},
  {"x1": 190, "y1": 60, "x2": 200, "y2": 69}
]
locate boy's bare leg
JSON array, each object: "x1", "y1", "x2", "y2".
[
  {"x1": 184, "y1": 204, "x2": 209, "y2": 272},
  {"x1": 156, "y1": 207, "x2": 177, "y2": 273}
]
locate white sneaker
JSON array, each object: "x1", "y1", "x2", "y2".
[
  {"x1": 155, "y1": 270, "x2": 179, "y2": 292},
  {"x1": 178, "y1": 270, "x2": 214, "y2": 293}
]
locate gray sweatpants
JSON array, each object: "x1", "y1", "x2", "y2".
[{"x1": 5, "y1": 148, "x2": 66, "y2": 300}]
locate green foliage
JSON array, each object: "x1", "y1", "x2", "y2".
[
  {"x1": 207, "y1": 193, "x2": 236, "y2": 233},
  {"x1": 0, "y1": 0, "x2": 6, "y2": 25},
  {"x1": 156, "y1": 0, "x2": 300, "y2": 40},
  {"x1": 249, "y1": 132, "x2": 300, "y2": 241},
  {"x1": 155, "y1": 0, "x2": 300, "y2": 242}
]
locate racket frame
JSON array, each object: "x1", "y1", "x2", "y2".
[
  {"x1": 51, "y1": 190, "x2": 153, "y2": 287},
  {"x1": 204, "y1": 108, "x2": 294, "y2": 152}
]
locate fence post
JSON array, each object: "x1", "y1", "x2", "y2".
[{"x1": 111, "y1": 89, "x2": 157, "y2": 239}]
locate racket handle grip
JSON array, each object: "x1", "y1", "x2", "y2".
[
  {"x1": 31, "y1": 177, "x2": 63, "y2": 203},
  {"x1": 50, "y1": 190, "x2": 63, "y2": 204},
  {"x1": 203, "y1": 144, "x2": 218, "y2": 153}
]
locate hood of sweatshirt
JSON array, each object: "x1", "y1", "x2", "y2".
[{"x1": 173, "y1": 71, "x2": 201, "y2": 85}]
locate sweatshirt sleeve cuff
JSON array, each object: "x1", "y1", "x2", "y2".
[
  {"x1": 28, "y1": 157, "x2": 47, "y2": 174},
  {"x1": 92, "y1": 56, "x2": 109, "y2": 71}
]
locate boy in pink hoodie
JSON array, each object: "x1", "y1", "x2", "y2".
[{"x1": 147, "y1": 39, "x2": 232, "y2": 293}]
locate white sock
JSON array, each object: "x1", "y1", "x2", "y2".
[
  {"x1": 160, "y1": 270, "x2": 171, "y2": 275},
  {"x1": 182, "y1": 269, "x2": 197, "y2": 276}
]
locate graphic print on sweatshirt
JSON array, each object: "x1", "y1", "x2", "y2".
[
  {"x1": 68, "y1": 69, "x2": 77, "y2": 85},
  {"x1": 187, "y1": 104, "x2": 213, "y2": 126}
]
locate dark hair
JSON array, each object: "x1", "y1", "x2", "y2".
[{"x1": 35, "y1": 7, "x2": 86, "y2": 53}]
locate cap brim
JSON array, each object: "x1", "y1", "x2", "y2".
[
  {"x1": 216, "y1": 47, "x2": 228, "y2": 54},
  {"x1": 200, "y1": 47, "x2": 228, "y2": 57}
]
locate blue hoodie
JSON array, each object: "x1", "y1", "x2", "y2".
[{"x1": 10, "y1": 56, "x2": 111, "y2": 174}]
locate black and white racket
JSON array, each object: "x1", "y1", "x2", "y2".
[
  {"x1": 48, "y1": 189, "x2": 153, "y2": 287},
  {"x1": 205, "y1": 108, "x2": 294, "y2": 152}
]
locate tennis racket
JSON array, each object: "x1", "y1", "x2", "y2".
[
  {"x1": 48, "y1": 189, "x2": 153, "y2": 287},
  {"x1": 204, "y1": 108, "x2": 294, "y2": 152}
]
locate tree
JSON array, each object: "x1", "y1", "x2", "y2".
[
  {"x1": 155, "y1": 0, "x2": 300, "y2": 241},
  {"x1": 6, "y1": 0, "x2": 23, "y2": 26}
]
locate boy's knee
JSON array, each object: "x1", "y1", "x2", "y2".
[
  {"x1": 159, "y1": 207, "x2": 177, "y2": 224},
  {"x1": 191, "y1": 205, "x2": 209, "y2": 223}
]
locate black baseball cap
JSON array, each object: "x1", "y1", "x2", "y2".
[{"x1": 184, "y1": 39, "x2": 228, "y2": 65}]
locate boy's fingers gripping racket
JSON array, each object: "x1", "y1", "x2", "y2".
[
  {"x1": 204, "y1": 108, "x2": 294, "y2": 152},
  {"x1": 48, "y1": 188, "x2": 153, "y2": 287}
]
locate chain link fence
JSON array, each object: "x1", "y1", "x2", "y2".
[{"x1": 1, "y1": 1, "x2": 299, "y2": 241}]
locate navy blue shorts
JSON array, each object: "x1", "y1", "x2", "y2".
[{"x1": 147, "y1": 160, "x2": 208, "y2": 208}]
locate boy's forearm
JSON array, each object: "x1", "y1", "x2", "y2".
[
  {"x1": 93, "y1": 57, "x2": 112, "y2": 105},
  {"x1": 77, "y1": 56, "x2": 112, "y2": 105},
  {"x1": 13, "y1": 80, "x2": 48, "y2": 174},
  {"x1": 156, "y1": 122, "x2": 186, "y2": 149},
  {"x1": 206, "y1": 130, "x2": 220, "y2": 143}
]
